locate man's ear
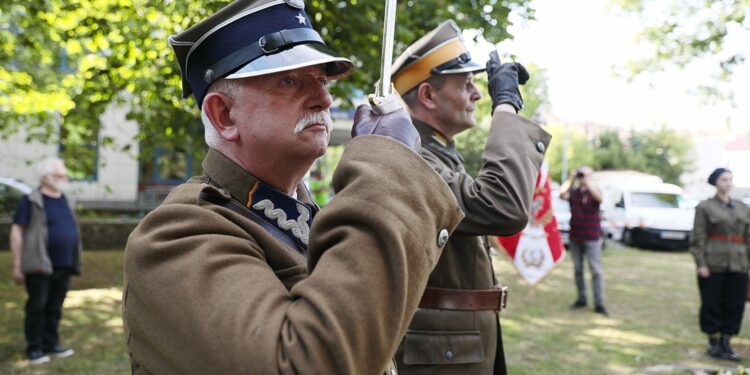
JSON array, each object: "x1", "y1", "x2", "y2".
[
  {"x1": 203, "y1": 92, "x2": 239, "y2": 141},
  {"x1": 416, "y1": 82, "x2": 437, "y2": 110}
]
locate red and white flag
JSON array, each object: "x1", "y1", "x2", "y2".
[{"x1": 496, "y1": 163, "x2": 565, "y2": 286}]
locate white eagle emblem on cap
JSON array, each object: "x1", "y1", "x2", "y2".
[{"x1": 284, "y1": 0, "x2": 305, "y2": 9}]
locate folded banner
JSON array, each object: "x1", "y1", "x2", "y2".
[{"x1": 496, "y1": 163, "x2": 565, "y2": 286}]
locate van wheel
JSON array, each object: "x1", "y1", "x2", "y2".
[{"x1": 622, "y1": 229, "x2": 633, "y2": 247}]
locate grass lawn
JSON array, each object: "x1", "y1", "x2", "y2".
[
  {"x1": 1, "y1": 247, "x2": 749, "y2": 374},
  {"x1": 496, "y1": 244, "x2": 750, "y2": 374},
  {"x1": 0, "y1": 250, "x2": 129, "y2": 375}
]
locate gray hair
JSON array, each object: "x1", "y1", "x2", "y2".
[
  {"x1": 37, "y1": 157, "x2": 65, "y2": 179},
  {"x1": 201, "y1": 79, "x2": 242, "y2": 149},
  {"x1": 400, "y1": 75, "x2": 449, "y2": 108}
]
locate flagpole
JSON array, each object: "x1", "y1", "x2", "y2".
[
  {"x1": 369, "y1": 0, "x2": 400, "y2": 114},
  {"x1": 377, "y1": 0, "x2": 396, "y2": 97}
]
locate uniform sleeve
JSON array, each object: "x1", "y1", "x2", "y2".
[
  {"x1": 690, "y1": 203, "x2": 708, "y2": 268},
  {"x1": 123, "y1": 136, "x2": 464, "y2": 375},
  {"x1": 425, "y1": 111, "x2": 551, "y2": 236},
  {"x1": 12, "y1": 195, "x2": 31, "y2": 227}
]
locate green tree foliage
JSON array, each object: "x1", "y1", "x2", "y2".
[
  {"x1": 0, "y1": 0, "x2": 535, "y2": 170},
  {"x1": 545, "y1": 124, "x2": 596, "y2": 184},
  {"x1": 613, "y1": 0, "x2": 748, "y2": 104},
  {"x1": 591, "y1": 130, "x2": 629, "y2": 171},
  {"x1": 624, "y1": 126, "x2": 694, "y2": 184},
  {"x1": 546, "y1": 124, "x2": 694, "y2": 185}
]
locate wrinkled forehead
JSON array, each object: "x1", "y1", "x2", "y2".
[
  {"x1": 266, "y1": 63, "x2": 328, "y2": 77},
  {"x1": 237, "y1": 63, "x2": 329, "y2": 87},
  {"x1": 430, "y1": 72, "x2": 474, "y2": 90}
]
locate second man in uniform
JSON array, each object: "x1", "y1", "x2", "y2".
[{"x1": 391, "y1": 20, "x2": 551, "y2": 375}]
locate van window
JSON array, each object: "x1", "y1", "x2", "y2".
[{"x1": 631, "y1": 192, "x2": 679, "y2": 208}]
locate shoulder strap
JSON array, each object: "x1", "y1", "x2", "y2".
[{"x1": 199, "y1": 191, "x2": 307, "y2": 257}]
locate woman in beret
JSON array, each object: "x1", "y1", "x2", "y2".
[{"x1": 690, "y1": 168, "x2": 750, "y2": 361}]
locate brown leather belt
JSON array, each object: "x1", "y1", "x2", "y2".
[
  {"x1": 418, "y1": 286, "x2": 508, "y2": 312},
  {"x1": 708, "y1": 233, "x2": 745, "y2": 244}
]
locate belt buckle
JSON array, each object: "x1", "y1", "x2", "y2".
[{"x1": 497, "y1": 285, "x2": 509, "y2": 311}]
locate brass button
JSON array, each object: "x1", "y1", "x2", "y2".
[
  {"x1": 437, "y1": 229, "x2": 449, "y2": 247},
  {"x1": 536, "y1": 141, "x2": 546, "y2": 153}
]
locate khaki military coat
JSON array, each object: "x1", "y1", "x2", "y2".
[
  {"x1": 122, "y1": 136, "x2": 464, "y2": 374},
  {"x1": 395, "y1": 112, "x2": 551, "y2": 374},
  {"x1": 690, "y1": 196, "x2": 750, "y2": 273}
]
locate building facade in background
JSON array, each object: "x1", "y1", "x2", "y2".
[{"x1": 0, "y1": 104, "x2": 355, "y2": 213}]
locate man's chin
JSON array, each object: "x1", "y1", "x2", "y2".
[{"x1": 299, "y1": 135, "x2": 330, "y2": 157}]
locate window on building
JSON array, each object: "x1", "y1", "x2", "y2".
[{"x1": 140, "y1": 149, "x2": 197, "y2": 185}]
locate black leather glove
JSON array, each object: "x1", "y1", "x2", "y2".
[
  {"x1": 486, "y1": 51, "x2": 529, "y2": 113},
  {"x1": 352, "y1": 95, "x2": 420, "y2": 151}
]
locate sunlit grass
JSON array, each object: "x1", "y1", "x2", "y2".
[
  {"x1": 0, "y1": 250, "x2": 128, "y2": 375},
  {"x1": 495, "y1": 245, "x2": 750, "y2": 374}
]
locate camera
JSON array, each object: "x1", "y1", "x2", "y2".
[{"x1": 575, "y1": 170, "x2": 584, "y2": 178}]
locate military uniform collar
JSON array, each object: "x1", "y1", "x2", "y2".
[
  {"x1": 712, "y1": 195, "x2": 734, "y2": 209},
  {"x1": 202, "y1": 149, "x2": 317, "y2": 249},
  {"x1": 412, "y1": 119, "x2": 464, "y2": 163},
  {"x1": 202, "y1": 149, "x2": 315, "y2": 206},
  {"x1": 203, "y1": 149, "x2": 258, "y2": 206},
  {"x1": 413, "y1": 120, "x2": 450, "y2": 147}
]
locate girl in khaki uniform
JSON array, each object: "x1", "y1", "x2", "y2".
[{"x1": 690, "y1": 168, "x2": 750, "y2": 361}]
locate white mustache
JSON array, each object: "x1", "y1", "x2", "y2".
[{"x1": 293, "y1": 111, "x2": 333, "y2": 135}]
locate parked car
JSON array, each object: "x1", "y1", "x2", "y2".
[
  {"x1": 602, "y1": 182, "x2": 694, "y2": 250},
  {"x1": 0, "y1": 177, "x2": 32, "y2": 218}
]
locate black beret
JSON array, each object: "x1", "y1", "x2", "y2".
[{"x1": 708, "y1": 167, "x2": 731, "y2": 186}]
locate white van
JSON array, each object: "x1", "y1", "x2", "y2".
[{"x1": 602, "y1": 182, "x2": 694, "y2": 250}]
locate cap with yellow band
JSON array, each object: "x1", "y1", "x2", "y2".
[{"x1": 392, "y1": 20, "x2": 484, "y2": 95}]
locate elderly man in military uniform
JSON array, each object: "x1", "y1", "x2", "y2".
[
  {"x1": 122, "y1": 1, "x2": 465, "y2": 374},
  {"x1": 390, "y1": 21, "x2": 551, "y2": 374}
]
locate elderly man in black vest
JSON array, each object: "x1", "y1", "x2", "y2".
[{"x1": 10, "y1": 157, "x2": 82, "y2": 364}]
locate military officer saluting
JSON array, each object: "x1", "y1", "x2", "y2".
[
  {"x1": 391, "y1": 21, "x2": 551, "y2": 375},
  {"x1": 691, "y1": 168, "x2": 750, "y2": 362},
  {"x1": 122, "y1": 1, "x2": 464, "y2": 373}
]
